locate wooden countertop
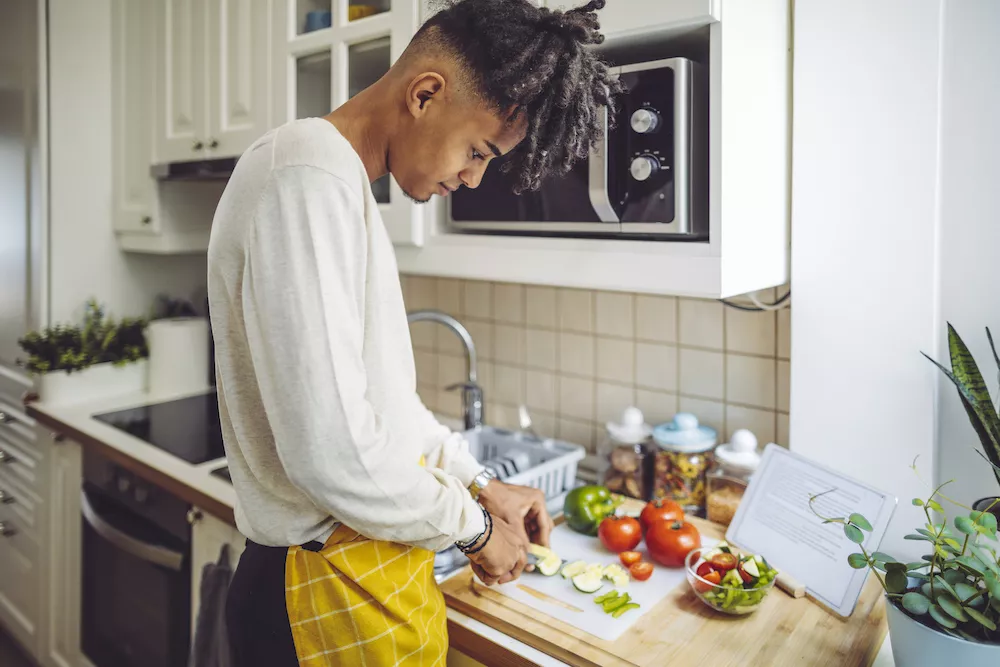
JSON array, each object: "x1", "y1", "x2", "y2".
[{"x1": 441, "y1": 510, "x2": 888, "y2": 667}]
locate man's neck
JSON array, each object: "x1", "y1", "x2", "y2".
[{"x1": 324, "y1": 85, "x2": 395, "y2": 184}]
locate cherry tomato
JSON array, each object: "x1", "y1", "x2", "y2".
[
  {"x1": 708, "y1": 552, "x2": 738, "y2": 572},
  {"x1": 696, "y1": 561, "x2": 718, "y2": 579},
  {"x1": 598, "y1": 516, "x2": 643, "y2": 553},
  {"x1": 619, "y1": 551, "x2": 643, "y2": 567},
  {"x1": 645, "y1": 520, "x2": 701, "y2": 568},
  {"x1": 630, "y1": 561, "x2": 654, "y2": 581},
  {"x1": 695, "y1": 569, "x2": 722, "y2": 593},
  {"x1": 639, "y1": 499, "x2": 685, "y2": 532}
]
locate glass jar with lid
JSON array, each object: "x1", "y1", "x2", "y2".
[
  {"x1": 598, "y1": 407, "x2": 655, "y2": 500},
  {"x1": 705, "y1": 429, "x2": 761, "y2": 526},
  {"x1": 651, "y1": 413, "x2": 717, "y2": 515}
]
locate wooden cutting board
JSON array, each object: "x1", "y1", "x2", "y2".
[{"x1": 440, "y1": 513, "x2": 887, "y2": 667}]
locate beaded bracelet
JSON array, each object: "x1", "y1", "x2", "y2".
[{"x1": 457, "y1": 505, "x2": 493, "y2": 555}]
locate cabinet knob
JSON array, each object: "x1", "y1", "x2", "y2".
[
  {"x1": 208, "y1": 138, "x2": 219, "y2": 149},
  {"x1": 0, "y1": 522, "x2": 15, "y2": 537},
  {"x1": 141, "y1": 215, "x2": 152, "y2": 225},
  {"x1": 0, "y1": 412, "x2": 16, "y2": 425},
  {"x1": 193, "y1": 140, "x2": 204, "y2": 151},
  {"x1": 0, "y1": 450, "x2": 14, "y2": 465},
  {"x1": 187, "y1": 508, "x2": 203, "y2": 525},
  {"x1": 0, "y1": 490, "x2": 13, "y2": 504}
]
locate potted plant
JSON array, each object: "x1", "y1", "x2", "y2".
[
  {"x1": 922, "y1": 324, "x2": 1000, "y2": 521},
  {"x1": 18, "y1": 300, "x2": 149, "y2": 404}
]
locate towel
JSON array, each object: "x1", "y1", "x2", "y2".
[{"x1": 189, "y1": 545, "x2": 234, "y2": 667}]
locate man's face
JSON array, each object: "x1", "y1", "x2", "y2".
[{"x1": 389, "y1": 79, "x2": 526, "y2": 203}]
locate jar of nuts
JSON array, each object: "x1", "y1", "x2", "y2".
[
  {"x1": 651, "y1": 413, "x2": 717, "y2": 515},
  {"x1": 598, "y1": 407, "x2": 655, "y2": 501},
  {"x1": 705, "y1": 429, "x2": 761, "y2": 526}
]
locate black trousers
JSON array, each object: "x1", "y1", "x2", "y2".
[{"x1": 226, "y1": 539, "x2": 324, "y2": 667}]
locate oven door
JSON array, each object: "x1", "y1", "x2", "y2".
[{"x1": 80, "y1": 485, "x2": 191, "y2": 667}]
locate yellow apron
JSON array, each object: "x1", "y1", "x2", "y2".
[{"x1": 283, "y1": 455, "x2": 449, "y2": 666}]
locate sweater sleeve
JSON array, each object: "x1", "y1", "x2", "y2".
[
  {"x1": 241, "y1": 165, "x2": 485, "y2": 552},
  {"x1": 408, "y1": 392, "x2": 484, "y2": 488}
]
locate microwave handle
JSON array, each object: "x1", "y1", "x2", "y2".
[
  {"x1": 81, "y1": 490, "x2": 185, "y2": 571},
  {"x1": 587, "y1": 105, "x2": 620, "y2": 224}
]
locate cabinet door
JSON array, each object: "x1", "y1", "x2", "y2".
[
  {"x1": 156, "y1": 0, "x2": 208, "y2": 163},
  {"x1": 205, "y1": 0, "x2": 273, "y2": 158},
  {"x1": 111, "y1": 0, "x2": 158, "y2": 235},
  {"x1": 41, "y1": 435, "x2": 82, "y2": 667},
  {"x1": 189, "y1": 509, "x2": 244, "y2": 639}
]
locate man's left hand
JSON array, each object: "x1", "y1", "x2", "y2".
[{"x1": 477, "y1": 480, "x2": 554, "y2": 550}]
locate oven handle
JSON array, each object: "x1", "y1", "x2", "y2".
[
  {"x1": 587, "y1": 104, "x2": 620, "y2": 224},
  {"x1": 80, "y1": 490, "x2": 185, "y2": 572}
]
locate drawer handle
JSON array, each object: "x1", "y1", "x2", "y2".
[
  {"x1": 208, "y1": 138, "x2": 219, "y2": 149},
  {"x1": 0, "y1": 450, "x2": 15, "y2": 464},
  {"x1": 0, "y1": 522, "x2": 15, "y2": 537},
  {"x1": 0, "y1": 412, "x2": 16, "y2": 425},
  {"x1": 0, "y1": 490, "x2": 13, "y2": 504}
]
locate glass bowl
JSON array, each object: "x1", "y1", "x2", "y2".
[{"x1": 685, "y1": 547, "x2": 776, "y2": 615}]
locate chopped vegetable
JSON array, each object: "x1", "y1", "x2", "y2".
[
  {"x1": 602, "y1": 592, "x2": 632, "y2": 613},
  {"x1": 708, "y1": 552, "x2": 738, "y2": 571},
  {"x1": 690, "y1": 545, "x2": 779, "y2": 614},
  {"x1": 572, "y1": 573, "x2": 604, "y2": 594},
  {"x1": 619, "y1": 551, "x2": 642, "y2": 567},
  {"x1": 560, "y1": 560, "x2": 587, "y2": 579},
  {"x1": 537, "y1": 555, "x2": 562, "y2": 576},
  {"x1": 630, "y1": 561, "x2": 653, "y2": 581},
  {"x1": 612, "y1": 602, "x2": 640, "y2": 618},
  {"x1": 593, "y1": 590, "x2": 618, "y2": 604}
]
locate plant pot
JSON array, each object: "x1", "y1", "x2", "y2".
[
  {"x1": 886, "y1": 596, "x2": 1000, "y2": 666},
  {"x1": 973, "y1": 497, "x2": 1000, "y2": 522},
  {"x1": 35, "y1": 360, "x2": 148, "y2": 406}
]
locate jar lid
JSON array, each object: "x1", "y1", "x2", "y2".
[
  {"x1": 652, "y1": 413, "x2": 717, "y2": 453},
  {"x1": 606, "y1": 406, "x2": 652, "y2": 445},
  {"x1": 714, "y1": 429, "x2": 761, "y2": 472}
]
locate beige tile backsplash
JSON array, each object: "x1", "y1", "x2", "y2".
[{"x1": 402, "y1": 275, "x2": 791, "y2": 453}]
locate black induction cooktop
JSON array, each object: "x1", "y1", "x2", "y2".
[{"x1": 93, "y1": 391, "x2": 226, "y2": 464}]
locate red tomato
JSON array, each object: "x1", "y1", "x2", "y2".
[
  {"x1": 696, "y1": 561, "x2": 718, "y2": 579},
  {"x1": 630, "y1": 561, "x2": 654, "y2": 581},
  {"x1": 619, "y1": 551, "x2": 643, "y2": 567},
  {"x1": 639, "y1": 499, "x2": 685, "y2": 532},
  {"x1": 645, "y1": 520, "x2": 701, "y2": 568},
  {"x1": 598, "y1": 516, "x2": 643, "y2": 553},
  {"x1": 708, "y1": 552, "x2": 738, "y2": 572},
  {"x1": 695, "y1": 569, "x2": 722, "y2": 593}
]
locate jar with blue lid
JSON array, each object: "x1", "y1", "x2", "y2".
[{"x1": 652, "y1": 413, "x2": 718, "y2": 514}]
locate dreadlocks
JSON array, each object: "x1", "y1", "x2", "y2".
[{"x1": 413, "y1": 0, "x2": 624, "y2": 193}]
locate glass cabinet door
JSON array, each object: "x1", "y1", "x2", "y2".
[
  {"x1": 295, "y1": 50, "x2": 332, "y2": 119},
  {"x1": 347, "y1": 36, "x2": 391, "y2": 202},
  {"x1": 348, "y1": 0, "x2": 391, "y2": 22},
  {"x1": 296, "y1": 0, "x2": 332, "y2": 36}
]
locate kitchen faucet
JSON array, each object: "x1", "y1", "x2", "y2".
[{"x1": 406, "y1": 310, "x2": 484, "y2": 430}]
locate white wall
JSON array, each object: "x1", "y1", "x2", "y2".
[
  {"x1": 47, "y1": 0, "x2": 208, "y2": 325},
  {"x1": 789, "y1": 0, "x2": 944, "y2": 558},
  {"x1": 934, "y1": 0, "x2": 1000, "y2": 502},
  {"x1": 791, "y1": 0, "x2": 1000, "y2": 559}
]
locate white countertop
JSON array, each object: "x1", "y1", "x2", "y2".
[{"x1": 29, "y1": 388, "x2": 894, "y2": 667}]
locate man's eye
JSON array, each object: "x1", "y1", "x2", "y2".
[{"x1": 472, "y1": 149, "x2": 485, "y2": 161}]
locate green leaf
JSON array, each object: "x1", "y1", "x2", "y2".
[
  {"x1": 917, "y1": 528, "x2": 937, "y2": 539},
  {"x1": 935, "y1": 576, "x2": 960, "y2": 599},
  {"x1": 993, "y1": 596, "x2": 1000, "y2": 613},
  {"x1": 985, "y1": 572, "x2": 1000, "y2": 598},
  {"x1": 901, "y1": 592, "x2": 931, "y2": 615},
  {"x1": 966, "y1": 608, "x2": 997, "y2": 631},
  {"x1": 907, "y1": 562, "x2": 928, "y2": 571},
  {"x1": 953, "y1": 582, "x2": 979, "y2": 602},
  {"x1": 955, "y1": 516, "x2": 977, "y2": 535},
  {"x1": 921, "y1": 554, "x2": 935, "y2": 562},
  {"x1": 913, "y1": 498, "x2": 925, "y2": 506},
  {"x1": 871, "y1": 551, "x2": 897, "y2": 563},
  {"x1": 972, "y1": 510, "x2": 999, "y2": 534},
  {"x1": 921, "y1": 582, "x2": 935, "y2": 599},
  {"x1": 927, "y1": 500, "x2": 945, "y2": 514},
  {"x1": 937, "y1": 594, "x2": 969, "y2": 622},
  {"x1": 936, "y1": 545, "x2": 951, "y2": 559},
  {"x1": 886, "y1": 569, "x2": 908, "y2": 594},
  {"x1": 884, "y1": 562, "x2": 908, "y2": 573},
  {"x1": 905, "y1": 534, "x2": 935, "y2": 543},
  {"x1": 944, "y1": 537, "x2": 962, "y2": 550},
  {"x1": 972, "y1": 546, "x2": 1000, "y2": 576},
  {"x1": 929, "y1": 604, "x2": 958, "y2": 629},
  {"x1": 956, "y1": 556, "x2": 986, "y2": 577},
  {"x1": 844, "y1": 524, "x2": 865, "y2": 544},
  {"x1": 849, "y1": 513, "x2": 873, "y2": 531},
  {"x1": 909, "y1": 572, "x2": 930, "y2": 582},
  {"x1": 847, "y1": 553, "x2": 868, "y2": 569},
  {"x1": 943, "y1": 570, "x2": 966, "y2": 586}
]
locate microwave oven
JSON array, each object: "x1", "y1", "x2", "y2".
[{"x1": 449, "y1": 57, "x2": 708, "y2": 240}]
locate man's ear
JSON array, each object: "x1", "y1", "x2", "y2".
[{"x1": 406, "y1": 72, "x2": 445, "y2": 118}]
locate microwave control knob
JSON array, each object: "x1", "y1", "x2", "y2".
[
  {"x1": 629, "y1": 155, "x2": 660, "y2": 182},
  {"x1": 630, "y1": 108, "x2": 659, "y2": 134}
]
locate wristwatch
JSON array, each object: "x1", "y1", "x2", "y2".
[{"x1": 468, "y1": 468, "x2": 496, "y2": 500}]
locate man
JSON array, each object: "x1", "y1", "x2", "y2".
[{"x1": 208, "y1": 0, "x2": 621, "y2": 664}]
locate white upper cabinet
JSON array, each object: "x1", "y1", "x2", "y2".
[
  {"x1": 205, "y1": 0, "x2": 274, "y2": 158},
  {"x1": 546, "y1": 0, "x2": 720, "y2": 38},
  {"x1": 156, "y1": 0, "x2": 207, "y2": 163}
]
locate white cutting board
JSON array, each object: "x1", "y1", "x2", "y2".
[{"x1": 493, "y1": 524, "x2": 717, "y2": 642}]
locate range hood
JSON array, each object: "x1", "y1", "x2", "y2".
[{"x1": 151, "y1": 157, "x2": 237, "y2": 181}]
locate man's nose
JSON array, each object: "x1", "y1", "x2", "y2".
[{"x1": 460, "y1": 163, "x2": 488, "y2": 190}]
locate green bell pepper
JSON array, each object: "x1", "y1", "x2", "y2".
[{"x1": 563, "y1": 485, "x2": 621, "y2": 536}]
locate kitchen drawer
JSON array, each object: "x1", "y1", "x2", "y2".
[
  {"x1": 0, "y1": 506, "x2": 41, "y2": 649},
  {"x1": 0, "y1": 432, "x2": 42, "y2": 494},
  {"x1": 0, "y1": 465, "x2": 41, "y2": 539}
]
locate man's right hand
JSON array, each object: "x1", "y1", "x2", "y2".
[{"x1": 465, "y1": 512, "x2": 528, "y2": 586}]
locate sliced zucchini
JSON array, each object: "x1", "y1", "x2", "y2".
[
  {"x1": 572, "y1": 573, "x2": 604, "y2": 594},
  {"x1": 742, "y1": 558, "x2": 760, "y2": 579},
  {"x1": 560, "y1": 560, "x2": 588, "y2": 579},
  {"x1": 528, "y1": 544, "x2": 554, "y2": 560},
  {"x1": 609, "y1": 572, "x2": 630, "y2": 588},
  {"x1": 584, "y1": 563, "x2": 606, "y2": 579},
  {"x1": 537, "y1": 554, "x2": 562, "y2": 576}
]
